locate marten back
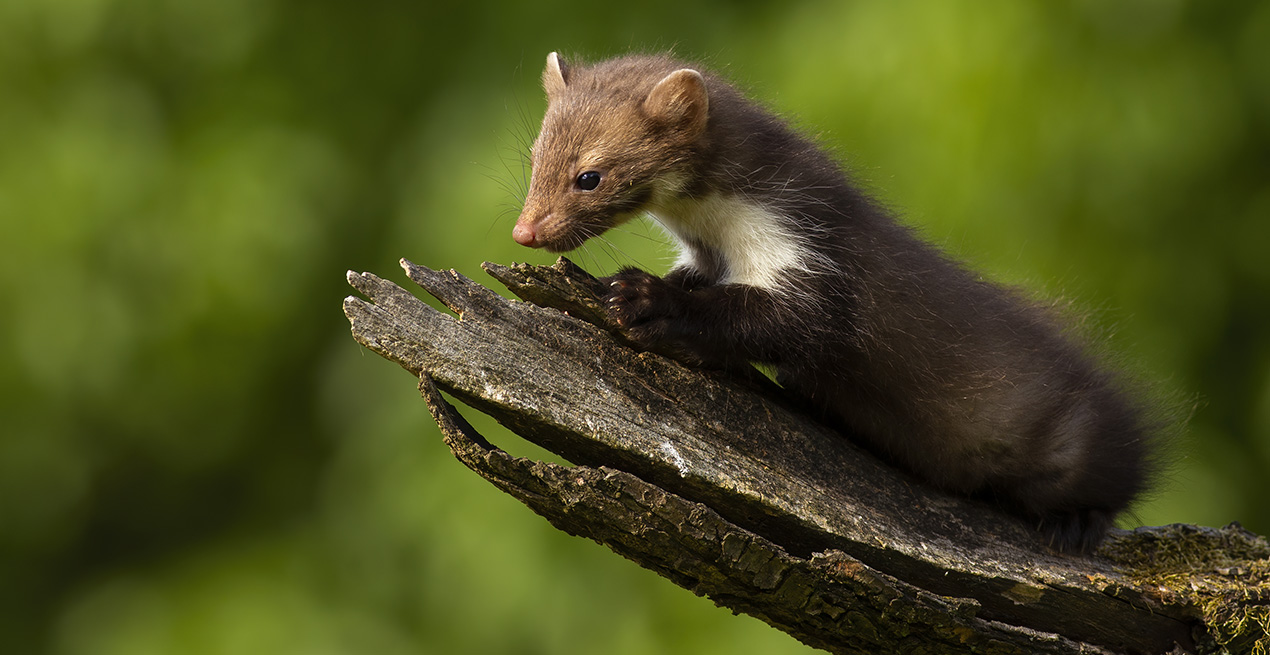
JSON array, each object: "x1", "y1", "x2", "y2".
[{"x1": 514, "y1": 52, "x2": 1157, "y2": 553}]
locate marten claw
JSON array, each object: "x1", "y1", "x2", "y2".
[{"x1": 601, "y1": 268, "x2": 678, "y2": 333}]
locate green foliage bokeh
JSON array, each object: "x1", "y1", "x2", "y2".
[{"x1": 2, "y1": 1, "x2": 1268, "y2": 653}]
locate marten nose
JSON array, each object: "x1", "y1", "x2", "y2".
[
  {"x1": 512, "y1": 220, "x2": 538, "y2": 247},
  {"x1": 514, "y1": 211, "x2": 555, "y2": 248}
]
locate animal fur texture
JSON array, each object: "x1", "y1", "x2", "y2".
[{"x1": 513, "y1": 52, "x2": 1154, "y2": 553}]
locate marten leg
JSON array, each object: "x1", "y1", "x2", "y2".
[
  {"x1": 1035, "y1": 508, "x2": 1116, "y2": 554},
  {"x1": 602, "y1": 267, "x2": 789, "y2": 368}
]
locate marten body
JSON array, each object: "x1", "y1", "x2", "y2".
[{"x1": 513, "y1": 52, "x2": 1153, "y2": 553}]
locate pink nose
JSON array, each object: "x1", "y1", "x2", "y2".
[{"x1": 513, "y1": 221, "x2": 538, "y2": 247}]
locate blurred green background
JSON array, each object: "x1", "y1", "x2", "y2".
[{"x1": 2, "y1": 0, "x2": 1268, "y2": 653}]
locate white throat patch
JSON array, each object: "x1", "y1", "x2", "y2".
[{"x1": 648, "y1": 191, "x2": 819, "y2": 290}]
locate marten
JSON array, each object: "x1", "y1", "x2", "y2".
[{"x1": 512, "y1": 52, "x2": 1154, "y2": 554}]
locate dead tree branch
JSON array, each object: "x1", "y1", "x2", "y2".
[{"x1": 343, "y1": 258, "x2": 1269, "y2": 655}]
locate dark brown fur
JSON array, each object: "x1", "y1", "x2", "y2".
[{"x1": 514, "y1": 52, "x2": 1155, "y2": 553}]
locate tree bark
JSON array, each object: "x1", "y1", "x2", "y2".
[{"x1": 343, "y1": 257, "x2": 1269, "y2": 655}]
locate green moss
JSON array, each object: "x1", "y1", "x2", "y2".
[{"x1": 1103, "y1": 523, "x2": 1270, "y2": 654}]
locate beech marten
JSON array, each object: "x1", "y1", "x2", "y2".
[{"x1": 513, "y1": 52, "x2": 1155, "y2": 554}]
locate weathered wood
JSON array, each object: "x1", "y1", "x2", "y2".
[{"x1": 343, "y1": 257, "x2": 1270, "y2": 655}]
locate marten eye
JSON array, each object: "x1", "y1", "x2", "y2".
[{"x1": 575, "y1": 171, "x2": 601, "y2": 191}]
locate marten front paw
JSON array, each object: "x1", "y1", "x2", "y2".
[{"x1": 602, "y1": 268, "x2": 683, "y2": 344}]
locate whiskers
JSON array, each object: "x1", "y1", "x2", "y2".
[
  {"x1": 559, "y1": 218, "x2": 672, "y2": 277},
  {"x1": 482, "y1": 90, "x2": 540, "y2": 235}
]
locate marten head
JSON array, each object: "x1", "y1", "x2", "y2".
[{"x1": 514, "y1": 52, "x2": 710, "y2": 252}]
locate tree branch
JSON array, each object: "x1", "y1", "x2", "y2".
[{"x1": 343, "y1": 258, "x2": 1269, "y2": 655}]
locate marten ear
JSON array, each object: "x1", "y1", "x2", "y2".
[
  {"x1": 645, "y1": 69, "x2": 709, "y2": 136},
  {"x1": 543, "y1": 52, "x2": 569, "y2": 98}
]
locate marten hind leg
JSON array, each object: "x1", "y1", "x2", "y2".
[{"x1": 1036, "y1": 507, "x2": 1117, "y2": 554}]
